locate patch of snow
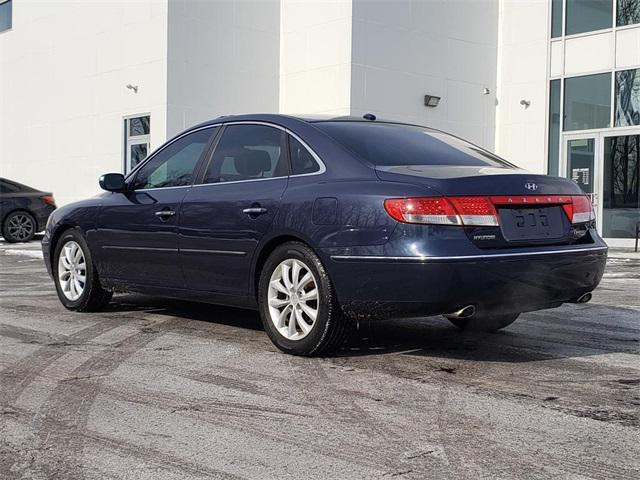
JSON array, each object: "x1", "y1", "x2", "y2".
[{"x1": 2, "y1": 249, "x2": 43, "y2": 259}]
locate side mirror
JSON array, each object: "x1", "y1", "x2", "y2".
[{"x1": 99, "y1": 173, "x2": 126, "y2": 192}]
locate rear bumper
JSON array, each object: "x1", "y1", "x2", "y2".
[{"x1": 325, "y1": 245, "x2": 608, "y2": 319}]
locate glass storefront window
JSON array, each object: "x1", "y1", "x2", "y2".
[
  {"x1": 603, "y1": 135, "x2": 640, "y2": 238},
  {"x1": 566, "y1": 0, "x2": 612, "y2": 35},
  {"x1": 548, "y1": 80, "x2": 561, "y2": 175},
  {"x1": 563, "y1": 73, "x2": 612, "y2": 131},
  {"x1": 0, "y1": 0, "x2": 11, "y2": 33},
  {"x1": 552, "y1": 0, "x2": 563, "y2": 37},
  {"x1": 124, "y1": 115, "x2": 151, "y2": 174},
  {"x1": 615, "y1": 68, "x2": 640, "y2": 127},
  {"x1": 617, "y1": 0, "x2": 640, "y2": 26}
]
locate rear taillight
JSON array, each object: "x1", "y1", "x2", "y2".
[
  {"x1": 448, "y1": 196, "x2": 498, "y2": 226},
  {"x1": 384, "y1": 197, "x2": 460, "y2": 225},
  {"x1": 40, "y1": 195, "x2": 56, "y2": 207},
  {"x1": 384, "y1": 194, "x2": 595, "y2": 226},
  {"x1": 571, "y1": 195, "x2": 596, "y2": 224}
]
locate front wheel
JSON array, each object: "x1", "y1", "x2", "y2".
[
  {"x1": 53, "y1": 229, "x2": 112, "y2": 311},
  {"x1": 258, "y1": 242, "x2": 351, "y2": 356},
  {"x1": 448, "y1": 313, "x2": 519, "y2": 332}
]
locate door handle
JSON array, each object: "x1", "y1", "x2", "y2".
[
  {"x1": 242, "y1": 207, "x2": 268, "y2": 215},
  {"x1": 155, "y1": 210, "x2": 176, "y2": 218}
]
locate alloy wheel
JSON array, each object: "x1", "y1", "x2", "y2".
[
  {"x1": 267, "y1": 258, "x2": 319, "y2": 341},
  {"x1": 7, "y1": 214, "x2": 34, "y2": 241},
  {"x1": 57, "y1": 241, "x2": 87, "y2": 301}
]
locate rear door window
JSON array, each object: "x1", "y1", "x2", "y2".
[
  {"x1": 0, "y1": 181, "x2": 17, "y2": 193},
  {"x1": 0, "y1": 179, "x2": 27, "y2": 193},
  {"x1": 203, "y1": 124, "x2": 288, "y2": 184},
  {"x1": 314, "y1": 121, "x2": 514, "y2": 168}
]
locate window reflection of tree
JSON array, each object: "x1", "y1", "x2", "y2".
[
  {"x1": 616, "y1": 69, "x2": 640, "y2": 127},
  {"x1": 608, "y1": 136, "x2": 639, "y2": 209},
  {"x1": 617, "y1": 0, "x2": 640, "y2": 26}
]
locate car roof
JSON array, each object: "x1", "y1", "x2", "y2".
[{"x1": 190, "y1": 113, "x2": 410, "y2": 130}]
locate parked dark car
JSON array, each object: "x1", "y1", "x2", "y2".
[
  {"x1": 42, "y1": 114, "x2": 607, "y2": 356},
  {"x1": 1, "y1": 178, "x2": 56, "y2": 243}
]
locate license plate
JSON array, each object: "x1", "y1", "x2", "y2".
[{"x1": 499, "y1": 207, "x2": 565, "y2": 241}]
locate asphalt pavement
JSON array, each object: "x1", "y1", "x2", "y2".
[{"x1": 1, "y1": 239, "x2": 639, "y2": 479}]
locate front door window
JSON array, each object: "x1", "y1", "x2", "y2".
[{"x1": 131, "y1": 128, "x2": 215, "y2": 190}]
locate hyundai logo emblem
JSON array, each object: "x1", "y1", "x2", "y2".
[{"x1": 525, "y1": 182, "x2": 538, "y2": 191}]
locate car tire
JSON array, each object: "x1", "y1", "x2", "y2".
[
  {"x1": 53, "y1": 229, "x2": 112, "y2": 312},
  {"x1": 2, "y1": 211, "x2": 36, "y2": 243},
  {"x1": 448, "y1": 313, "x2": 519, "y2": 332},
  {"x1": 258, "y1": 241, "x2": 351, "y2": 356}
]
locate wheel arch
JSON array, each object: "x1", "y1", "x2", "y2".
[
  {"x1": 2, "y1": 208, "x2": 36, "y2": 228},
  {"x1": 251, "y1": 233, "x2": 322, "y2": 303},
  {"x1": 48, "y1": 223, "x2": 81, "y2": 272}
]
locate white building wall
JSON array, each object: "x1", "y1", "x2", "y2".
[
  {"x1": 350, "y1": 0, "x2": 499, "y2": 150},
  {"x1": 7, "y1": 0, "x2": 632, "y2": 208},
  {"x1": 616, "y1": 26, "x2": 640, "y2": 67},
  {"x1": 0, "y1": 0, "x2": 169, "y2": 206},
  {"x1": 166, "y1": 0, "x2": 281, "y2": 137},
  {"x1": 494, "y1": 0, "x2": 549, "y2": 173},
  {"x1": 279, "y1": 0, "x2": 352, "y2": 115},
  {"x1": 551, "y1": 24, "x2": 640, "y2": 77}
]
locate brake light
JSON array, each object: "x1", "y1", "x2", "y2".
[
  {"x1": 571, "y1": 195, "x2": 596, "y2": 224},
  {"x1": 384, "y1": 197, "x2": 461, "y2": 225},
  {"x1": 40, "y1": 195, "x2": 56, "y2": 206},
  {"x1": 384, "y1": 194, "x2": 595, "y2": 226},
  {"x1": 448, "y1": 196, "x2": 498, "y2": 226}
]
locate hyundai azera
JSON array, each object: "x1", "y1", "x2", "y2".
[{"x1": 43, "y1": 114, "x2": 607, "y2": 355}]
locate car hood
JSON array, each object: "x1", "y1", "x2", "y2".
[{"x1": 375, "y1": 165, "x2": 584, "y2": 196}]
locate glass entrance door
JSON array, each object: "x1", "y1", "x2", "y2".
[
  {"x1": 602, "y1": 134, "x2": 640, "y2": 239},
  {"x1": 563, "y1": 132, "x2": 640, "y2": 243},
  {"x1": 562, "y1": 134, "x2": 601, "y2": 232},
  {"x1": 565, "y1": 137, "x2": 597, "y2": 197}
]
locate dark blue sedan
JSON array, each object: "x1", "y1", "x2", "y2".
[{"x1": 42, "y1": 114, "x2": 607, "y2": 356}]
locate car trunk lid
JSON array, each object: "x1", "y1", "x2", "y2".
[
  {"x1": 376, "y1": 165, "x2": 593, "y2": 248},
  {"x1": 375, "y1": 165, "x2": 581, "y2": 196}
]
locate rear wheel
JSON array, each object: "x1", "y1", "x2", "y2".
[
  {"x1": 53, "y1": 229, "x2": 112, "y2": 311},
  {"x1": 448, "y1": 313, "x2": 519, "y2": 332},
  {"x1": 258, "y1": 242, "x2": 350, "y2": 356},
  {"x1": 3, "y1": 211, "x2": 36, "y2": 243}
]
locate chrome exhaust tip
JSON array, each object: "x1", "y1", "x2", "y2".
[
  {"x1": 445, "y1": 305, "x2": 476, "y2": 319},
  {"x1": 575, "y1": 292, "x2": 592, "y2": 304}
]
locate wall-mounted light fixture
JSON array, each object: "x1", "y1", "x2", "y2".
[
  {"x1": 520, "y1": 99, "x2": 531, "y2": 109},
  {"x1": 126, "y1": 84, "x2": 139, "y2": 93},
  {"x1": 483, "y1": 87, "x2": 491, "y2": 95},
  {"x1": 424, "y1": 95, "x2": 441, "y2": 107}
]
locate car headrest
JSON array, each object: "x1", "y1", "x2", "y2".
[{"x1": 235, "y1": 149, "x2": 271, "y2": 177}]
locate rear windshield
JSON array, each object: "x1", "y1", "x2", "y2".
[{"x1": 313, "y1": 121, "x2": 514, "y2": 168}]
